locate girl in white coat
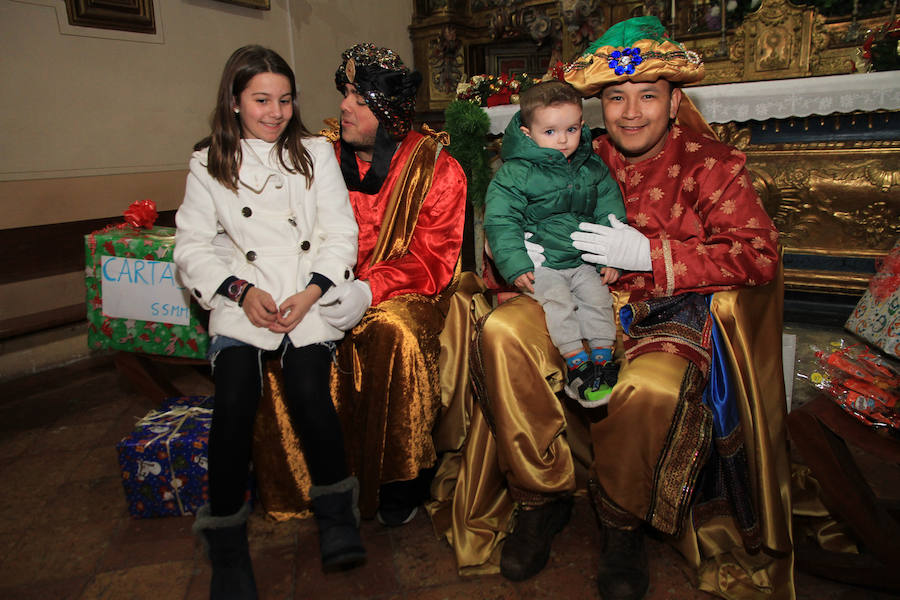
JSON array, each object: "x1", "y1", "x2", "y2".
[{"x1": 175, "y1": 46, "x2": 363, "y2": 598}]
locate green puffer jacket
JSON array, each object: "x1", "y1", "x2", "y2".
[{"x1": 484, "y1": 111, "x2": 626, "y2": 284}]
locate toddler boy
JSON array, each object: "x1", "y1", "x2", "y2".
[{"x1": 484, "y1": 80, "x2": 626, "y2": 406}]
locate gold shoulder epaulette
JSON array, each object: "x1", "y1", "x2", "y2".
[
  {"x1": 421, "y1": 123, "x2": 450, "y2": 147},
  {"x1": 319, "y1": 118, "x2": 340, "y2": 143}
]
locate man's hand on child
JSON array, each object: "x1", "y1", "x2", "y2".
[
  {"x1": 524, "y1": 232, "x2": 545, "y2": 268},
  {"x1": 241, "y1": 287, "x2": 279, "y2": 328},
  {"x1": 514, "y1": 271, "x2": 535, "y2": 294},
  {"x1": 572, "y1": 214, "x2": 651, "y2": 272}
]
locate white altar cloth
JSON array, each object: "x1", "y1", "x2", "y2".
[{"x1": 484, "y1": 71, "x2": 900, "y2": 134}]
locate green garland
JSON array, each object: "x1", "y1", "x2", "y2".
[{"x1": 444, "y1": 100, "x2": 492, "y2": 210}]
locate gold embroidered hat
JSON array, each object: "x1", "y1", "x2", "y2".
[
  {"x1": 335, "y1": 43, "x2": 422, "y2": 139},
  {"x1": 566, "y1": 16, "x2": 715, "y2": 138},
  {"x1": 565, "y1": 16, "x2": 704, "y2": 95}
]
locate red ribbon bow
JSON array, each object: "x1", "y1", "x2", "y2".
[{"x1": 123, "y1": 199, "x2": 158, "y2": 229}]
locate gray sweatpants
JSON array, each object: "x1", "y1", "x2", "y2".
[{"x1": 532, "y1": 263, "x2": 616, "y2": 357}]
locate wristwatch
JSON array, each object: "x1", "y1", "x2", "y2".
[{"x1": 227, "y1": 279, "x2": 252, "y2": 305}]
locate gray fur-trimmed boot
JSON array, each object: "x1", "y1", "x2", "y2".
[
  {"x1": 193, "y1": 503, "x2": 258, "y2": 600},
  {"x1": 309, "y1": 476, "x2": 367, "y2": 572}
]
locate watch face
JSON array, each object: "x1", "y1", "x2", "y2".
[{"x1": 229, "y1": 281, "x2": 243, "y2": 297}]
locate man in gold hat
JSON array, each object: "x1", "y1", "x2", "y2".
[{"x1": 436, "y1": 15, "x2": 793, "y2": 600}]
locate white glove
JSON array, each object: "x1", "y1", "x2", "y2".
[
  {"x1": 318, "y1": 280, "x2": 372, "y2": 330},
  {"x1": 524, "y1": 232, "x2": 545, "y2": 268},
  {"x1": 571, "y1": 214, "x2": 651, "y2": 271}
]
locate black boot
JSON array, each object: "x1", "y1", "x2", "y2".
[
  {"x1": 596, "y1": 525, "x2": 649, "y2": 600},
  {"x1": 193, "y1": 503, "x2": 258, "y2": 600},
  {"x1": 376, "y1": 468, "x2": 432, "y2": 527},
  {"x1": 309, "y1": 476, "x2": 367, "y2": 572},
  {"x1": 500, "y1": 495, "x2": 573, "y2": 581}
]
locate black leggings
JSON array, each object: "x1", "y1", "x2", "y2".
[{"x1": 208, "y1": 343, "x2": 348, "y2": 517}]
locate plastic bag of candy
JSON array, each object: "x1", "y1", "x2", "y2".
[{"x1": 797, "y1": 339, "x2": 900, "y2": 431}]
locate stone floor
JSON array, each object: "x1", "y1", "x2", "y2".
[{"x1": 0, "y1": 322, "x2": 897, "y2": 599}]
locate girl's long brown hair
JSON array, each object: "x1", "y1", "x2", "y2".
[{"x1": 196, "y1": 45, "x2": 314, "y2": 191}]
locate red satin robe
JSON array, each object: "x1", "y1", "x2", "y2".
[{"x1": 348, "y1": 130, "x2": 466, "y2": 305}]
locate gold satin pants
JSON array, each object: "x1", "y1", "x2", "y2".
[{"x1": 429, "y1": 271, "x2": 796, "y2": 599}]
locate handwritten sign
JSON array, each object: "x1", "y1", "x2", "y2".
[{"x1": 100, "y1": 256, "x2": 191, "y2": 325}]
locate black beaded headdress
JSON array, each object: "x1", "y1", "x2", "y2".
[{"x1": 335, "y1": 43, "x2": 422, "y2": 139}]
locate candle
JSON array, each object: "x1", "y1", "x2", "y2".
[
  {"x1": 720, "y1": 0, "x2": 726, "y2": 34},
  {"x1": 671, "y1": 0, "x2": 676, "y2": 30}
]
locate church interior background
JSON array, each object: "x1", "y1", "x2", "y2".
[{"x1": 0, "y1": 0, "x2": 898, "y2": 597}]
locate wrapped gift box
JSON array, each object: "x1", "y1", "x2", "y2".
[
  {"x1": 85, "y1": 225, "x2": 209, "y2": 359},
  {"x1": 117, "y1": 396, "x2": 213, "y2": 518},
  {"x1": 845, "y1": 238, "x2": 900, "y2": 359}
]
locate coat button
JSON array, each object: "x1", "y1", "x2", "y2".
[
  {"x1": 288, "y1": 217, "x2": 297, "y2": 226},
  {"x1": 344, "y1": 269, "x2": 351, "y2": 280},
  {"x1": 246, "y1": 250, "x2": 257, "y2": 262},
  {"x1": 193, "y1": 288, "x2": 202, "y2": 299},
  {"x1": 301, "y1": 240, "x2": 311, "y2": 251},
  {"x1": 242, "y1": 206, "x2": 252, "y2": 217}
]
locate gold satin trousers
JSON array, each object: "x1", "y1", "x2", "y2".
[{"x1": 428, "y1": 271, "x2": 795, "y2": 599}]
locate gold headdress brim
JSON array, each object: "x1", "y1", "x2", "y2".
[{"x1": 565, "y1": 38, "x2": 705, "y2": 98}]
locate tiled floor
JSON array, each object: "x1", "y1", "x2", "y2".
[{"x1": 0, "y1": 327, "x2": 897, "y2": 600}]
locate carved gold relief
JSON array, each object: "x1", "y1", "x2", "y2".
[
  {"x1": 747, "y1": 145, "x2": 899, "y2": 293},
  {"x1": 682, "y1": 0, "x2": 881, "y2": 85},
  {"x1": 767, "y1": 164, "x2": 898, "y2": 249},
  {"x1": 710, "y1": 123, "x2": 752, "y2": 150},
  {"x1": 427, "y1": 25, "x2": 465, "y2": 95},
  {"x1": 808, "y1": 13, "x2": 829, "y2": 72},
  {"x1": 729, "y1": 0, "x2": 815, "y2": 80},
  {"x1": 710, "y1": 113, "x2": 900, "y2": 295},
  {"x1": 560, "y1": 0, "x2": 606, "y2": 52}
]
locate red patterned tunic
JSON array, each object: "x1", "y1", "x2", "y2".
[{"x1": 594, "y1": 125, "x2": 779, "y2": 300}]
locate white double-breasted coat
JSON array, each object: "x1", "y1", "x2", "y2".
[{"x1": 174, "y1": 137, "x2": 358, "y2": 350}]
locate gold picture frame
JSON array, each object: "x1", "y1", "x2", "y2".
[
  {"x1": 65, "y1": 0, "x2": 156, "y2": 34},
  {"x1": 214, "y1": 0, "x2": 271, "y2": 9}
]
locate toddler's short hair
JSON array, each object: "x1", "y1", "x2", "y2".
[{"x1": 519, "y1": 81, "x2": 583, "y2": 128}]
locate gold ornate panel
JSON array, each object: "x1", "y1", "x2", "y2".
[{"x1": 712, "y1": 117, "x2": 898, "y2": 296}]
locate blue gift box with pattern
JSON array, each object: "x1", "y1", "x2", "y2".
[{"x1": 116, "y1": 396, "x2": 213, "y2": 518}]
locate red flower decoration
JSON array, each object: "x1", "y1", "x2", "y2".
[
  {"x1": 124, "y1": 199, "x2": 158, "y2": 230},
  {"x1": 549, "y1": 60, "x2": 566, "y2": 81}
]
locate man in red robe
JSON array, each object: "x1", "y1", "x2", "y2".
[
  {"x1": 454, "y1": 16, "x2": 791, "y2": 600},
  {"x1": 318, "y1": 43, "x2": 467, "y2": 526}
]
